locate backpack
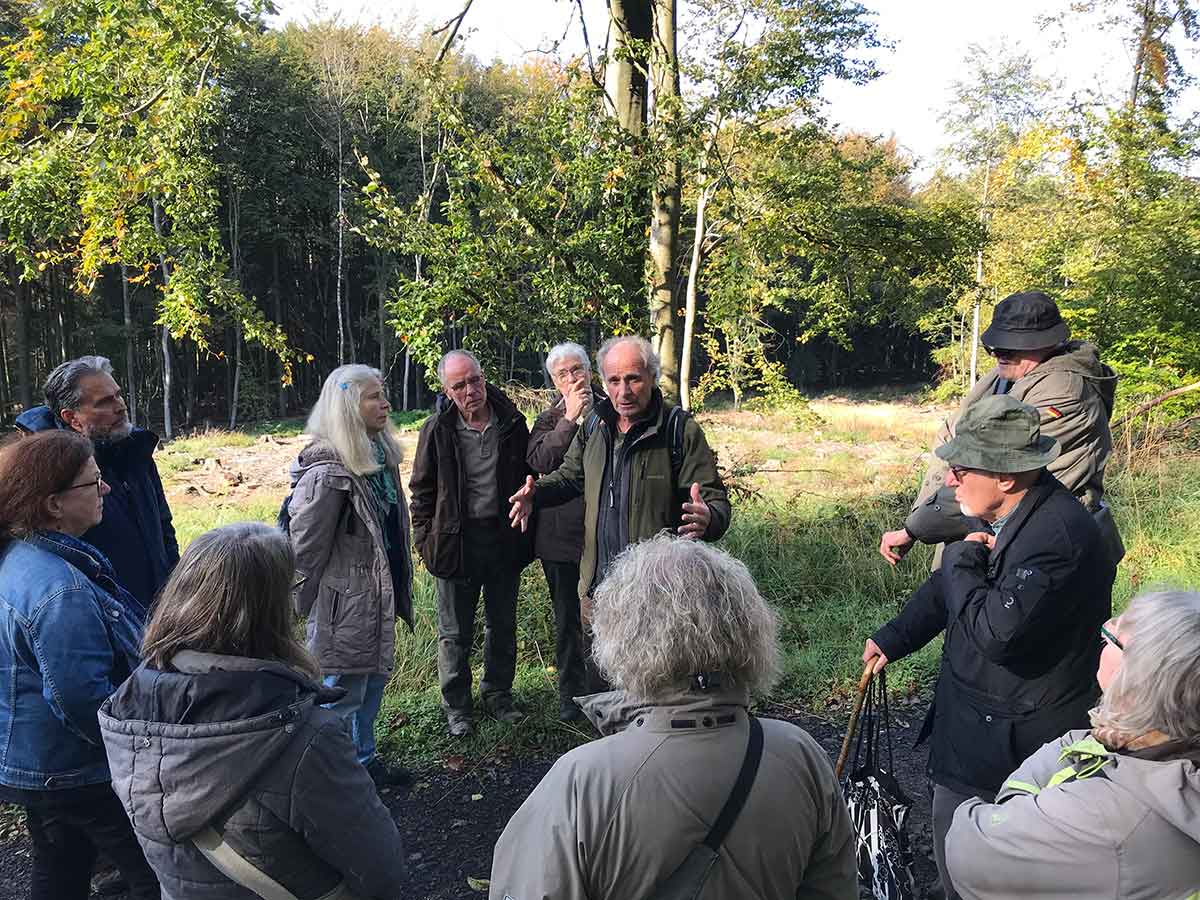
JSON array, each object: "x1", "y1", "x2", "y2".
[{"x1": 583, "y1": 404, "x2": 689, "y2": 486}]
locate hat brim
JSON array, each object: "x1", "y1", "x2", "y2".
[
  {"x1": 980, "y1": 320, "x2": 1070, "y2": 351},
  {"x1": 935, "y1": 434, "x2": 1060, "y2": 473}
]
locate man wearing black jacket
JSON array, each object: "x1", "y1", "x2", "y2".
[{"x1": 862, "y1": 394, "x2": 1114, "y2": 900}]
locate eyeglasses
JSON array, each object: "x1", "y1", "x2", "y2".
[
  {"x1": 948, "y1": 465, "x2": 980, "y2": 480},
  {"x1": 552, "y1": 364, "x2": 587, "y2": 381},
  {"x1": 61, "y1": 475, "x2": 104, "y2": 497},
  {"x1": 447, "y1": 374, "x2": 484, "y2": 393},
  {"x1": 985, "y1": 347, "x2": 1019, "y2": 361},
  {"x1": 1100, "y1": 621, "x2": 1124, "y2": 651}
]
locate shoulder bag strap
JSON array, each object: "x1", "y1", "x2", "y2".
[
  {"x1": 193, "y1": 827, "x2": 300, "y2": 900},
  {"x1": 703, "y1": 715, "x2": 764, "y2": 852}
]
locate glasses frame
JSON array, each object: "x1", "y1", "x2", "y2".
[
  {"x1": 60, "y1": 475, "x2": 104, "y2": 497},
  {"x1": 447, "y1": 373, "x2": 484, "y2": 394},
  {"x1": 1100, "y1": 622, "x2": 1124, "y2": 651}
]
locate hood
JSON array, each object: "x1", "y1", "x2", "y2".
[
  {"x1": 289, "y1": 439, "x2": 347, "y2": 488},
  {"x1": 15, "y1": 405, "x2": 59, "y2": 433},
  {"x1": 98, "y1": 651, "x2": 342, "y2": 843},
  {"x1": 578, "y1": 681, "x2": 751, "y2": 737},
  {"x1": 1109, "y1": 742, "x2": 1200, "y2": 844},
  {"x1": 1037, "y1": 341, "x2": 1119, "y2": 417}
]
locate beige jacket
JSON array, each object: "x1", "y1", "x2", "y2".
[
  {"x1": 905, "y1": 342, "x2": 1117, "y2": 546},
  {"x1": 489, "y1": 686, "x2": 856, "y2": 900},
  {"x1": 287, "y1": 441, "x2": 413, "y2": 675}
]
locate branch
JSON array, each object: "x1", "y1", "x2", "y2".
[
  {"x1": 1112, "y1": 380, "x2": 1200, "y2": 430},
  {"x1": 433, "y1": 0, "x2": 475, "y2": 66}
]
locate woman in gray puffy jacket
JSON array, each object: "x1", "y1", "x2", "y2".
[
  {"x1": 946, "y1": 589, "x2": 1200, "y2": 900},
  {"x1": 99, "y1": 522, "x2": 407, "y2": 900}
]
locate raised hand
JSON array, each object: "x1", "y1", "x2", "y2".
[
  {"x1": 964, "y1": 531, "x2": 996, "y2": 550},
  {"x1": 563, "y1": 380, "x2": 590, "y2": 422},
  {"x1": 678, "y1": 482, "x2": 710, "y2": 540},
  {"x1": 508, "y1": 475, "x2": 535, "y2": 532}
]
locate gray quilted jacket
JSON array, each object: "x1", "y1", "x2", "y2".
[{"x1": 99, "y1": 651, "x2": 406, "y2": 900}]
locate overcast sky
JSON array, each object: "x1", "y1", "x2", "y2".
[{"x1": 272, "y1": 0, "x2": 1198, "y2": 176}]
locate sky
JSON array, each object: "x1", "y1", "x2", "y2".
[{"x1": 272, "y1": 0, "x2": 1198, "y2": 176}]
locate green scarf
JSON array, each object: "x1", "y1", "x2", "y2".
[{"x1": 365, "y1": 440, "x2": 397, "y2": 547}]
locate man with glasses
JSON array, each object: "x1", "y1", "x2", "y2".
[
  {"x1": 879, "y1": 291, "x2": 1119, "y2": 568},
  {"x1": 862, "y1": 395, "x2": 1115, "y2": 900},
  {"x1": 16, "y1": 356, "x2": 178, "y2": 610},
  {"x1": 409, "y1": 350, "x2": 533, "y2": 737},
  {"x1": 526, "y1": 343, "x2": 605, "y2": 722}
]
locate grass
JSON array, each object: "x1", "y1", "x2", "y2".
[{"x1": 145, "y1": 405, "x2": 1200, "y2": 766}]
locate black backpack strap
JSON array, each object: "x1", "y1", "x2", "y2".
[
  {"x1": 703, "y1": 715, "x2": 764, "y2": 852},
  {"x1": 666, "y1": 405, "x2": 689, "y2": 486},
  {"x1": 583, "y1": 410, "x2": 602, "y2": 441}
]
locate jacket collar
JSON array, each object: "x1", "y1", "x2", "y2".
[
  {"x1": 170, "y1": 651, "x2": 343, "y2": 704},
  {"x1": 989, "y1": 469, "x2": 1061, "y2": 561},
  {"x1": 578, "y1": 680, "x2": 751, "y2": 737},
  {"x1": 26, "y1": 530, "x2": 113, "y2": 582},
  {"x1": 594, "y1": 387, "x2": 666, "y2": 438}
]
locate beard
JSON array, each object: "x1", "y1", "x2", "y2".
[
  {"x1": 87, "y1": 418, "x2": 133, "y2": 444},
  {"x1": 958, "y1": 499, "x2": 977, "y2": 519}
]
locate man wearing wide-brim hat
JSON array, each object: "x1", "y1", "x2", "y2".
[
  {"x1": 862, "y1": 394, "x2": 1116, "y2": 900},
  {"x1": 879, "y1": 291, "x2": 1120, "y2": 568}
]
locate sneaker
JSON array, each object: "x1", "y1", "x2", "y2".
[
  {"x1": 92, "y1": 871, "x2": 128, "y2": 896},
  {"x1": 365, "y1": 758, "x2": 413, "y2": 788},
  {"x1": 485, "y1": 695, "x2": 524, "y2": 724},
  {"x1": 447, "y1": 710, "x2": 474, "y2": 737}
]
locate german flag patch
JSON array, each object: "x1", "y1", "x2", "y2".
[{"x1": 1044, "y1": 406, "x2": 1064, "y2": 419}]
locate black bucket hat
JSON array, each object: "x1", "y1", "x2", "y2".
[{"x1": 981, "y1": 291, "x2": 1070, "y2": 351}]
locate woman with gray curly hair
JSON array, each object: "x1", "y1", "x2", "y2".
[
  {"x1": 946, "y1": 589, "x2": 1200, "y2": 900},
  {"x1": 489, "y1": 533, "x2": 856, "y2": 900}
]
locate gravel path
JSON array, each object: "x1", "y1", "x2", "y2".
[{"x1": 0, "y1": 705, "x2": 940, "y2": 899}]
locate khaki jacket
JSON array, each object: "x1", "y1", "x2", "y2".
[
  {"x1": 947, "y1": 729, "x2": 1200, "y2": 900},
  {"x1": 535, "y1": 390, "x2": 731, "y2": 599},
  {"x1": 489, "y1": 686, "x2": 856, "y2": 900},
  {"x1": 906, "y1": 342, "x2": 1117, "y2": 545},
  {"x1": 287, "y1": 441, "x2": 413, "y2": 675}
]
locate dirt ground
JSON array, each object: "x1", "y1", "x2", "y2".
[{"x1": 0, "y1": 704, "x2": 940, "y2": 900}]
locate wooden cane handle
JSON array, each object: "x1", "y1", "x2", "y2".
[{"x1": 834, "y1": 661, "x2": 876, "y2": 781}]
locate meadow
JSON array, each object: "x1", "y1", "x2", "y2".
[{"x1": 153, "y1": 390, "x2": 1200, "y2": 768}]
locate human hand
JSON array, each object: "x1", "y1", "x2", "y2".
[
  {"x1": 508, "y1": 475, "x2": 535, "y2": 532},
  {"x1": 964, "y1": 531, "x2": 996, "y2": 550},
  {"x1": 678, "y1": 482, "x2": 711, "y2": 540},
  {"x1": 862, "y1": 638, "x2": 889, "y2": 675},
  {"x1": 563, "y1": 381, "x2": 590, "y2": 422},
  {"x1": 879, "y1": 527, "x2": 915, "y2": 567}
]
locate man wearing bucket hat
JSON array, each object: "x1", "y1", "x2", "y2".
[
  {"x1": 862, "y1": 395, "x2": 1115, "y2": 900},
  {"x1": 879, "y1": 291, "x2": 1120, "y2": 568}
]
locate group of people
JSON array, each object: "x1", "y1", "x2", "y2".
[{"x1": 0, "y1": 291, "x2": 1196, "y2": 900}]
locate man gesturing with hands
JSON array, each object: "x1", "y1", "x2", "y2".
[{"x1": 509, "y1": 335, "x2": 730, "y2": 627}]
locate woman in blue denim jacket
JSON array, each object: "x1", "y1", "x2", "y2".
[{"x1": 0, "y1": 430, "x2": 159, "y2": 900}]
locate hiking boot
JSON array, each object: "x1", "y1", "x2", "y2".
[
  {"x1": 92, "y1": 870, "x2": 128, "y2": 896},
  {"x1": 485, "y1": 694, "x2": 524, "y2": 724},
  {"x1": 447, "y1": 710, "x2": 473, "y2": 737},
  {"x1": 559, "y1": 700, "x2": 585, "y2": 723},
  {"x1": 365, "y1": 757, "x2": 413, "y2": 789}
]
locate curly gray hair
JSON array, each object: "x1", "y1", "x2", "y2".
[
  {"x1": 591, "y1": 533, "x2": 779, "y2": 700},
  {"x1": 596, "y1": 335, "x2": 660, "y2": 382},
  {"x1": 1090, "y1": 589, "x2": 1200, "y2": 742}
]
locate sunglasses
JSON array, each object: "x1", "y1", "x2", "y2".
[
  {"x1": 984, "y1": 347, "x2": 1019, "y2": 360},
  {"x1": 1100, "y1": 621, "x2": 1124, "y2": 651}
]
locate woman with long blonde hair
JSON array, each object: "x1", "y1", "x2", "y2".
[{"x1": 286, "y1": 364, "x2": 413, "y2": 788}]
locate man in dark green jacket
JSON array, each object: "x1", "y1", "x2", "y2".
[{"x1": 508, "y1": 335, "x2": 730, "y2": 604}]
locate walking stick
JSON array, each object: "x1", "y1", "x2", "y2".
[{"x1": 834, "y1": 661, "x2": 875, "y2": 781}]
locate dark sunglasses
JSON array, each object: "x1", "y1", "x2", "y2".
[
  {"x1": 1100, "y1": 622, "x2": 1124, "y2": 651},
  {"x1": 984, "y1": 346, "x2": 1019, "y2": 360}
]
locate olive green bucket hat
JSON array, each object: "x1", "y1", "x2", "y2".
[{"x1": 935, "y1": 394, "x2": 1060, "y2": 472}]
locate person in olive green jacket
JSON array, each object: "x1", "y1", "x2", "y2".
[
  {"x1": 880, "y1": 291, "x2": 1120, "y2": 567},
  {"x1": 489, "y1": 534, "x2": 856, "y2": 900},
  {"x1": 508, "y1": 335, "x2": 730, "y2": 604}
]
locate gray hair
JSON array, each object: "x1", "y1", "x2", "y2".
[
  {"x1": 596, "y1": 335, "x2": 661, "y2": 381},
  {"x1": 1091, "y1": 590, "x2": 1200, "y2": 742},
  {"x1": 305, "y1": 364, "x2": 402, "y2": 476},
  {"x1": 545, "y1": 342, "x2": 590, "y2": 377},
  {"x1": 591, "y1": 533, "x2": 780, "y2": 700},
  {"x1": 44, "y1": 356, "x2": 115, "y2": 417},
  {"x1": 437, "y1": 349, "x2": 482, "y2": 386}
]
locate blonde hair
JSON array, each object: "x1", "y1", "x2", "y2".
[
  {"x1": 591, "y1": 533, "x2": 780, "y2": 701},
  {"x1": 1090, "y1": 590, "x2": 1200, "y2": 744},
  {"x1": 142, "y1": 523, "x2": 319, "y2": 679},
  {"x1": 305, "y1": 364, "x2": 402, "y2": 476}
]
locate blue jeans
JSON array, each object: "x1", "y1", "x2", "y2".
[{"x1": 322, "y1": 673, "x2": 388, "y2": 765}]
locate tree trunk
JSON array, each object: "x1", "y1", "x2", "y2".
[
  {"x1": 272, "y1": 238, "x2": 287, "y2": 417},
  {"x1": 647, "y1": 0, "x2": 681, "y2": 402},
  {"x1": 120, "y1": 264, "x2": 138, "y2": 427},
  {"x1": 680, "y1": 141, "x2": 715, "y2": 411},
  {"x1": 1128, "y1": 0, "x2": 1155, "y2": 109},
  {"x1": 11, "y1": 257, "x2": 32, "y2": 410},
  {"x1": 334, "y1": 118, "x2": 346, "y2": 366},
  {"x1": 230, "y1": 325, "x2": 242, "y2": 429},
  {"x1": 605, "y1": 0, "x2": 651, "y2": 132},
  {"x1": 0, "y1": 306, "x2": 12, "y2": 421},
  {"x1": 152, "y1": 199, "x2": 174, "y2": 439}
]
